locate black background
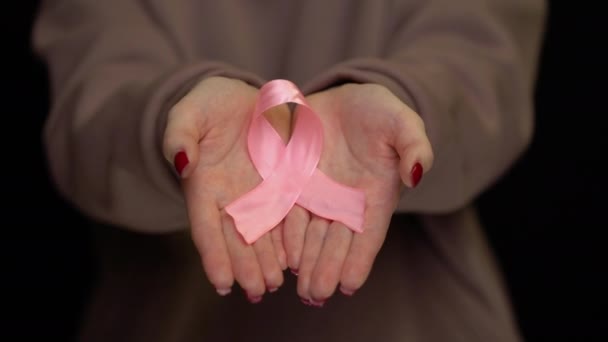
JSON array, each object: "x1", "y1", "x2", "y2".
[{"x1": 4, "y1": 1, "x2": 606, "y2": 341}]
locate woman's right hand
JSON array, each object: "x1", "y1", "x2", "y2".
[{"x1": 163, "y1": 77, "x2": 289, "y2": 302}]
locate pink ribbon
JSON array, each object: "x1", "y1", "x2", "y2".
[{"x1": 225, "y1": 80, "x2": 365, "y2": 244}]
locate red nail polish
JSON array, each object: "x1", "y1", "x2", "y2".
[
  {"x1": 300, "y1": 298, "x2": 313, "y2": 306},
  {"x1": 309, "y1": 299, "x2": 325, "y2": 308},
  {"x1": 411, "y1": 163, "x2": 423, "y2": 187},
  {"x1": 174, "y1": 151, "x2": 189, "y2": 176},
  {"x1": 290, "y1": 268, "x2": 299, "y2": 276},
  {"x1": 248, "y1": 295, "x2": 263, "y2": 304}
]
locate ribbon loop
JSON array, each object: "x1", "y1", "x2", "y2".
[{"x1": 225, "y1": 80, "x2": 365, "y2": 244}]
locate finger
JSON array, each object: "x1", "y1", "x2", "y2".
[
  {"x1": 271, "y1": 222, "x2": 288, "y2": 270},
  {"x1": 252, "y1": 232, "x2": 285, "y2": 293},
  {"x1": 309, "y1": 221, "x2": 353, "y2": 302},
  {"x1": 339, "y1": 209, "x2": 391, "y2": 296},
  {"x1": 162, "y1": 100, "x2": 204, "y2": 179},
  {"x1": 393, "y1": 111, "x2": 434, "y2": 188},
  {"x1": 187, "y1": 196, "x2": 234, "y2": 296},
  {"x1": 297, "y1": 216, "x2": 330, "y2": 306},
  {"x1": 283, "y1": 205, "x2": 310, "y2": 272},
  {"x1": 221, "y1": 210, "x2": 266, "y2": 303}
]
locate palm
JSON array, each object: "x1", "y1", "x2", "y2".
[
  {"x1": 288, "y1": 83, "x2": 431, "y2": 303},
  {"x1": 182, "y1": 81, "x2": 290, "y2": 215},
  {"x1": 184, "y1": 103, "x2": 260, "y2": 210},
  {"x1": 172, "y1": 77, "x2": 291, "y2": 299},
  {"x1": 305, "y1": 84, "x2": 406, "y2": 225}
]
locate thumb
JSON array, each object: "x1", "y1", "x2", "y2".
[
  {"x1": 394, "y1": 115, "x2": 434, "y2": 188},
  {"x1": 162, "y1": 104, "x2": 202, "y2": 179}
]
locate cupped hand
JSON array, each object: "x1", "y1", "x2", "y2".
[
  {"x1": 283, "y1": 83, "x2": 434, "y2": 306},
  {"x1": 163, "y1": 77, "x2": 290, "y2": 302}
]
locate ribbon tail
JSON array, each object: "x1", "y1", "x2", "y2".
[{"x1": 297, "y1": 170, "x2": 366, "y2": 232}]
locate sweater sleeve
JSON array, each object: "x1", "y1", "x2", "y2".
[
  {"x1": 302, "y1": 0, "x2": 546, "y2": 213},
  {"x1": 32, "y1": 0, "x2": 265, "y2": 233}
]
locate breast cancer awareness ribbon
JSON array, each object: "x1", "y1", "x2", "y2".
[{"x1": 225, "y1": 80, "x2": 365, "y2": 244}]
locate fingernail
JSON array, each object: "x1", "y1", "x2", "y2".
[
  {"x1": 174, "y1": 151, "x2": 189, "y2": 176},
  {"x1": 300, "y1": 298, "x2": 313, "y2": 306},
  {"x1": 247, "y1": 295, "x2": 263, "y2": 304},
  {"x1": 268, "y1": 287, "x2": 279, "y2": 293},
  {"x1": 216, "y1": 288, "x2": 231, "y2": 296},
  {"x1": 340, "y1": 286, "x2": 355, "y2": 297},
  {"x1": 309, "y1": 299, "x2": 325, "y2": 308},
  {"x1": 411, "y1": 162, "x2": 423, "y2": 187},
  {"x1": 290, "y1": 268, "x2": 299, "y2": 276}
]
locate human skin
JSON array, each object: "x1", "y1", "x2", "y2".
[{"x1": 163, "y1": 77, "x2": 433, "y2": 304}]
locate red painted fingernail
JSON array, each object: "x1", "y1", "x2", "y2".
[
  {"x1": 247, "y1": 295, "x2": 263, "y2": 304},
  {"x1": 309, "y1": 299, "x2": 325, "y2": 308},
  {"x1": 268, "y1": 287, "x2": 279, "y2": 293},
  {"x1": 174, "y1": 151, "x2": 189, "y2": 176},
  {"x1": 411, "y1": 163, "x2": 423, "y2": 187},
  {"x1": 290, "y1": 268, "x2": 299, "y2": 276},
  {"x1": 340, "y1": 286, "x2": 355, "y2": 297},
  {"x1": 300, "y1": 298, "x2": 313, "y2": 306}
]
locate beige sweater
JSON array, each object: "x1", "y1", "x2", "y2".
[{"x1": 33, "y1": 1, "x2": 546, "y2": 341}]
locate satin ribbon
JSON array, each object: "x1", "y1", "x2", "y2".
[{"x1": 225, "y1": 80, "x2": 365, "y2": 244}]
